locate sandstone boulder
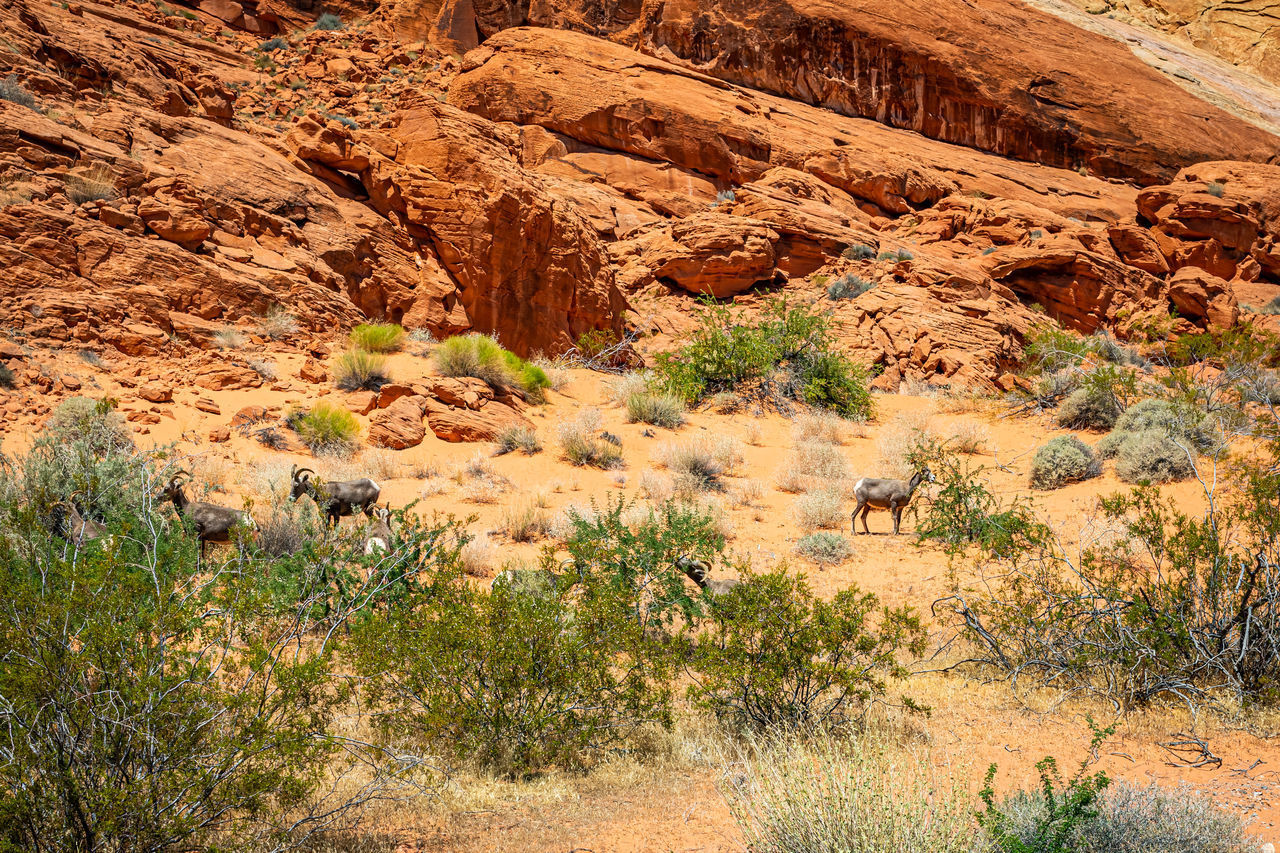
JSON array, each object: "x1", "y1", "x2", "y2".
[
  {"x1": 369, "y1": 395, "x2": 427, "y2": 449},
  {"x1": 423, "y1": 396, "x2": 531, "y2": 442}
]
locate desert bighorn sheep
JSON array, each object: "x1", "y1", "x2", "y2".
[
  {"x1": 677, "y1": 555, "x2": 740, "y2": 597},
  {"x1": 288, "y1": 465, "x2": 381, "y2": 529},
  {"x1": 162, "y1": 471, "x2": 255, "y2": 567},
  {"x1": 851, "y1": 468, "x2": 934, "y2": 535},
  {"x1": 54, "y1": 492, "x2": 110, "y2": 547},
  {"x1": 361, "y1": 505, "x2": 393, "y2": 555}
]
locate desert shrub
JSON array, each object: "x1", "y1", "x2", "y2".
[
  {"x1": 1113, "y1": 429, "x2": 1195, "y2": 484},
  {"x1": 689, "y1": 566, "x2": 925, "y2": 730},
  {"x1": 258, "y1": 36, "x2": 288, "y2": 51},
  {"x1": 1107, "y1": 398, "x2": 1215, "y2": 452},
  {"x1": 721, "y1": 735, "x2": 978, "y2": 853},
  {"x1": 1261, "y1": 295, "x2": 1280, "y2": 315},
  {"x1": 1206, "y1": 181, "x2": 1225, "y2": 197},
  {"x1": 0, "y1": 363, "x2": 13, "y2": 389},
  {"x1": 1056, "y1": 386, "x2": 1121, "y2": 431},
  {"x1": 0, "y1": 74, "x2": 35, "y2": 109},
  {"x1": 563, "y1": 495, "x2": 726, "y2": 630},
  {"x1": 493, "y1": 425, "x2": 542, "y2": 456},
  {"x1": 826, "y1": 273, "x2": 874, "y2": 301},
  {"x1": 436, "y1": 333, "x2": 550, "y2": 400},
  {"x1": 842, "y1": 244, "x2": 875, "y2": 261},
  {"x1": 912, "y1": 443, "x2": 1049, "y2": 560},
  {"x1": 258, "y1": 304, "x2": 298, "y2": 340},
  {"x1": 793, "y1": 488, "x2": 844, "y2": 530},
  {"x1": 45, "y1": 396, "x2": 133, "y2": 456},
  {"x1": 64, "y1": 165, "x2": 117, "y2": 204},
  {"x1": 776, "y1": 441, "x2": 850, "y2": 493},
  {"x1": 558, "y1": 411, "x2": 624, "y2": 469},
  {"x1": 652, "y1": 299, "x2": 874, "y2": 419},
  {"x1": 626, "y1": 391, "x2": 686, "y2": 428},
  {"x1": 1030, "y1": 436, "x2": 1101, "y2": 490},
  {"x1": 314, "y1": 11, "x2": 343, "y2": 29},
  {"x1": 213, "y1": 327, "x2": 245, "y2": 349},
  {"x1": 246, "y1": 358, "x2": 277, "y2": 381},
  {"x1": 948, "y1": 421, "x2": 989, "y2": 454},
  {"x1": 715, "y1": 189, "x2": 736, "y2": 205},
  {"x1": 255, "y1": 500, "x2": 319, "y2": 557},
  {"x1": 350, "y1": 322, "x2": 405, "y2": 353},
  {"x1": 351, "y1": 561, "x2": 672, "y2": 777},
  {"x1": 795, "y1": 531, "x2": 854, "y2": 565},
  {"x1": 658, "y1": 438, "x2": 727, "y2": 492},
  {"x1": 979, "y1": 724, "x2": 1114, "y2": 853},
  {"x1": 792, "y1": 410, "x2": 851, "y2": 444},
  {"x1": 294, "y1": 402, "x2": 360, "y2": 455},
  {"x1": 1241, "y1": 371, "x2": 1280, "y2": 406},
  {"x1": 334, "y1": 349, "x2": 390, "y2": 391},
  {"x1": 878, "y1": 248, "x2": 913, "y2": 262}
]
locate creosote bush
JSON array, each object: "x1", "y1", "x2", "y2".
[
  {"x1": 653, "y1": 299, "x2": 874, "y2": 420},
  {"x1": 1030, "y1": 435, "x2": 1101, "y2": 490},
  {"x1": 689, "y1": 566, "x2": 926, "y2": 730},
  {"x1": 350, "y1": 322, "x2": 405, "y2": 353},
  {"x1": 293, "y1": 401, "x2": 360, "y2": 455},
  {"x1": 626, "y1": 391, "x2": 686, "y2": 428},
  {"x1": 334, "y1": 349, "x2": 390, "y2": 391}
]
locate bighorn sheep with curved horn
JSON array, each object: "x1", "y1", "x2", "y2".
[
  {"x1": 54, "y1": 491, "x2": 111, "y2": 547},
  {"x1": 361, "y1": 504, "x2": 393, "y2": 555},
  {"x1": 677, "y1": 555, "x2": 740, "y2": 598},
  {"x1": 162, "y1": 470, "x2": 255, "y2": 568},
  {"x1": 851, "y1": 468, "x2": 934, "y2": 535},
  {"x1": 288, "y1": 465, "x2": 381, "y2": 530}
]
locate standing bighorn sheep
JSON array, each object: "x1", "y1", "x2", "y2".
[
  {"x1": 361, "y1": 505, "x2": 393, "y2": 555},
  {"x1": 851, "y1": 468, "x2": 934, "y2": 535},
  {"x1": 678, "y1": 555, "x2": 740, "y2": 597},
  {"x1": 162, "y1": 471, "x2": 255, "y2": 567},
  {"x1": 289, "y1": 465, "x2": 381, "y2": 529}
]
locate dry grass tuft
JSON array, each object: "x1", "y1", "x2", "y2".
[
  {"x1": 792, "y1": 411, "x2": 853, "y2": 445},
  {"x1": 875, "y1": 411, "x2": 938, "y2": 478},
  {"x1": 775, "y1": 442, "x2": 850, "y2": 493},
  {"x1": 792, "y1": 488, "x2": 846, "y2": 530},
  {"x1": 499, "y1": 502, "x2": 552, "y2": 542},
  {"x1": 460, "y1": 533, "x2": 497, "y2": 577}
]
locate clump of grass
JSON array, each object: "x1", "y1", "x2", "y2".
[
  {"x1": 947, "y1": 422, "x2": 989, "y2": 455},
  {"x1": 494, "y1": 426, "x2": 542, "y2": 456},
  {"x1": 842, "y1": 244, "x2": 875, "y2": 261},
  {"x1": 0, "y1": 363, "x2": 14, "y2": 389},
  {"x1": 711, "y1": 391, "x2": 740, "y2": 413},
  {"x1": 626, "y1": 391, "x2": 686, "y2": 428},
  {"x1": 334, "y1": 350, "x2": 389, "y2": 391},
  {"x1": 258, "y1": 37, "x2": 288, "y2": 51},
  {"x1": 0, "y1": 74, "x2": 35, "y2": 109},
  {"x1": 350, "y1": 323, "x2": 405, "y2": 353},
  {"x1": 557, "y1": 409, "x2": 623, "y2": 469},
  {"x1": 795, "y1": 531, "x2": 854, "y2": 565},
  {"x1": 657, "y1": 438, "x2": 727, "y2": 492},
  {"x1": 1260, "y1": 295, "x2": 1280, "y2": 315},
  {"x1": 64, "y1": 165, "x2": 117, "y2": 205},
  {"x1": 499, "y1": 503, "x2": 552, "y2": 542},
  {"x1": 776, "y1": 441, "x2": 850, "y2": 493},
  {"x1": 1205, "y1": 181, "x2": 1225, "y2": 197},
  {"x1": 530, "y1": 355, "x2": 570, "y2": 391},
  {"x1": 1030, "y1": 435, "x2": 1101, "y2": 490},
  {"x1": 294, "y1": 402, "x2": 360, "y2": 456},
  {"x1": 314, "y1": 12, "x2": 344, "y2": 30},
  {"x1": 792, "y1": 411, "x2": 851, "y2": 445},
  {"x1": 436, "y1": 333, "x2": 550, "y2": 401},
  {"x1": 826, "y1": 274, "x2": 874, "y2": 301},
  {"x1": 213, "y1": 327, "x2": 245, "y2": 350},
  {"x1": 246, "y1": 359, "x2": 277, "y2": 382},
  {"x1": 459, "y1": 533, "x2": 496, "y2": 577},
  {"x1": 258, "y1": 305, "x2": 298, "y2": 340},
  {"x1": 878, "y1": 248, "x2": 914, "y2": 262},
  {"x1": 793, "y1": 488, "x2": 845, "y2": 530}
]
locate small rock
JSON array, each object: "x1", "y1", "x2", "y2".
[
  {"x1": 195, "y1": 397, "x2": 221, "y2": 415},
  {"x1": 138, "y1": 384, "x2": 173, "y2": 403},
  {"x1": 230, "y1": 405, "x2": 268, "y2": 427},
  {"x1": 299, "y1": 356, "x2": 327, "y2": 384},
  {"x1": 208, "y1": 425, "x2": 231, "y2": 442}
]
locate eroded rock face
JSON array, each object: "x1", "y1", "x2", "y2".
[
  {"x1": 614, "y1": 212, "x2": 781, "y2": 298},
  {"x1": 369, "y1": 395, "x2": 428, "y2": 448},
  {"x1": 440, "y1": 0, "x2": 1278, "y2": 182}
]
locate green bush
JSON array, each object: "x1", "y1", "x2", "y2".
[
  {"x1": 626, "y1": 391, "x2": 686, "y2": 428},
  {"x1": 494, "y1": 425, "x2": 542, "y2": 456},
  {"x1": 795, "y1": 531, "x2": 854, "y2": 565},
  {"x1": 45, "y1": 396, "x2": 132, "y2": 456},
  {"x1": 689, "y1": 566, "x2": 925, "y2": 730},
  {"x1": 1113, "y1": 429, "x2": 1195, "y2": 484},
  {"x1": 841, "y1": 244, "x2": 875, "y2": 261},
  {"x1": 334, "y1": 349, "x2": 389, "y2": 391},
  {"x1": 652, "y1": 300, "x2": 874, "y2": 420},
  {"x1": 314, "y1": 11, "x2": 343, "y2": 29},
  {"x1": 1030, "y1": 436, "x2": 1101, "y2": 490},
  {"x1": 350, "y1": 322, "x2": 405, "y2": 353},
  {"x1": 1056, "y1": 387, "x2": 1121, "y2": 431},
  {"x1": 258, "y1": 36, "x2": 287, "y2": 51},
  {"x1": 351, "y1": 554, "x2": 673, "y2": 777},
  {"x1": 294, "y1": 402, "x2": 360, "y2": 455},
  {"x1": 436, "y1": 333, "x2": 551, "y2": 400},
  {"x1": 1110, "y1": 399, "x2": 1214, "y2": 451}
]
